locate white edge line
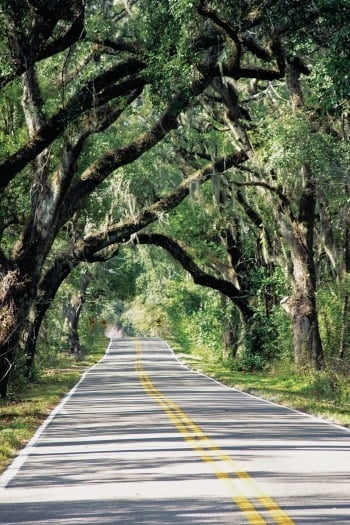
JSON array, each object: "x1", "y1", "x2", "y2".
[
  {"x1": 158, "y1": 337, "x2": 350, "y2": 435},
  {"x1": 0, "y1": 342, "x2": 111, "y2": 490}
]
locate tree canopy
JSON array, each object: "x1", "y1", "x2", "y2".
[{"x1": 0, "y1": 0, "x2": 349, "y2": 396}]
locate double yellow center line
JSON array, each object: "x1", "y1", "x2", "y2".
[{"x1": 135, "y1": 340, "x2": 295, "y2": 525}]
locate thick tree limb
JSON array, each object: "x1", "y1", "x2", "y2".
[
  {"x1": 234, "y1": 179, "x2": 292, "y2": 216},
  {"x1": 197, "y1": 1, "x2": 242, "y2": 63},
  {"x1": 222, "y1": 64, "x2": 285, "y2": 81},
  {"x1": 85, "y1": 244, "x2": 120, "y2": 263},
  {"x1": 135, "y1": 232, "x2": 253, "y2": 318},
  {"x1": 0, "y1": 1, "x2": 85, "y2": 89},
  {"x1": 88, "y1": 37, "x2": 139, "y2": 55},
  {"x1": 37, "y1": 243, "x2": 120, "y2": 310},
  {"x1": 37, "y1": 12, "x2": 85, "y2": 62},
  {"x1": 236, "y1": 190, "x2": 264, "y2": 230},
  {"x1": 74, "y1": 150, "x2": 247, "y2": 254},
  {"x1": 34, "y1": 151, "x2": 246, "y2": 318},
  {"x1": 197, "y1": 0, "x2": 285, "y2": 80},
  {"x1": 59, "y1": 74, "x2": 214, "y2": 223},
  {"x1": 0, "y1": 59, "x2": 146, "y2": 188},
  {"x1": 241, "y1": 34, "x2": 271, "y2": 61}
]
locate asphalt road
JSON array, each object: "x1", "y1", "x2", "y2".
[{"x1": 0, "y1": 337, "x2": 349, "y2": 524}]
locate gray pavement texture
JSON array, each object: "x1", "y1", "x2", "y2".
[{"x1": 0, "y1": 337, "x2": 349, "y2": 524}]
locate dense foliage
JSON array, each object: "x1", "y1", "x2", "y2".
[{"x1": 0, "y1": 1, "x2": 349, "y2": 397}]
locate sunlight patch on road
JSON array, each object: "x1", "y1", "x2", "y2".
[{"x1": 0, "y1": 479, "x2": 240, "y2": 504}]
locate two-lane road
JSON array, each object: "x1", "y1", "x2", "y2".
[{"x1": 0, "y1": 337, "x2": 349, "y2": 524}]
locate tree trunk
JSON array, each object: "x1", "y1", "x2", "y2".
[
  {"x1": 0, "y1": 343, "x2": 14, "y2": 399},
  {"x1": 339, "y1": 185, "x2": 350, "y2": 359},
  {"x1": 0, "y1": 265, "x2": 35, "y2": 398},
  {"x1": 280, "y1": 165, "x2": 324, "y2": 369},
  {"x1": 63, "y1": 274, "x2": 90, "y2": 359},
  {"x1": 0, "y1": 66, "x2": 54, "y2": 397},
  {"x1": 282, "y1": 291, "x2": 323, "y2": 370},
  {"x1": 65, "y1": 305, "x2": 82, "y2": 358},
  {"x1": 339, "y1": 296, "x2": 349, "y2": 360},
  {"x1": 22, "y1": 313, "x2": 43, "y2": 378},
  {"x1": 20, "y1": 253, "x2": 82, "y2": 376},
  {"x1": 278, "y1": 61, "x2": 324, "y2": 370}
]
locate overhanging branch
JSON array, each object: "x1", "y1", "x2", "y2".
[
  {"x1": 78, "y1": 149, "x2": 247, "y2": 252},
  {"x1": 0, "y1": 59, "x2": 146, "y2": 189},
  {"x1": 135, "y1": 232, "x2": 253, "y2": 318}
]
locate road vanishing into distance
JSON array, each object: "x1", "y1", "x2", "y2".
[{"x1": 0, "y1": 337, "x2": 349, "y2": 524}]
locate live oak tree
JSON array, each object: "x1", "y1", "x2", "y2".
[{"x1": 200, "y1": 1, "x2": 348, "y2": 370}]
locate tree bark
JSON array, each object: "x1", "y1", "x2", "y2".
[
  {"x1": 135, "y1": 232, "x2": 261, "y2": 356},
  {"x1": 0, "y1": 262, "x2": 35, "y2": 398},
  {"x1": 280, "y1": 164, "x2": 324, "y2": 369},
  {"x1": 339, "y1": 183, "x2": 350, "y2": 359},
  {"x1": 21, "y1": 253, "x2": 81, "y2": 375},
  {"x1": 0, "y1": 1, "x2": 85, "y2": 90},
  {"x1": 63, "y1": 273, "x2": 90, "y2": 359},
  {"x1": 281, "y1": 60, "x2": 324, "y2": 369}
]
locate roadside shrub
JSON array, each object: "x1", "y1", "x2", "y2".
[
  {"x1": 232, "y1": 353, "x2": 266, "y2": 372},
  {"x1": 306, "y1": 368, "x2": 350, "y2": 404}
]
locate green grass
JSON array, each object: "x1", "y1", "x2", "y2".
[
  {"x1": 0, "y1": 333, "x2": 108, "y2": 475},
  {"x1": 176, "y1": 350, "x2": 350, "y2": 429}
]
